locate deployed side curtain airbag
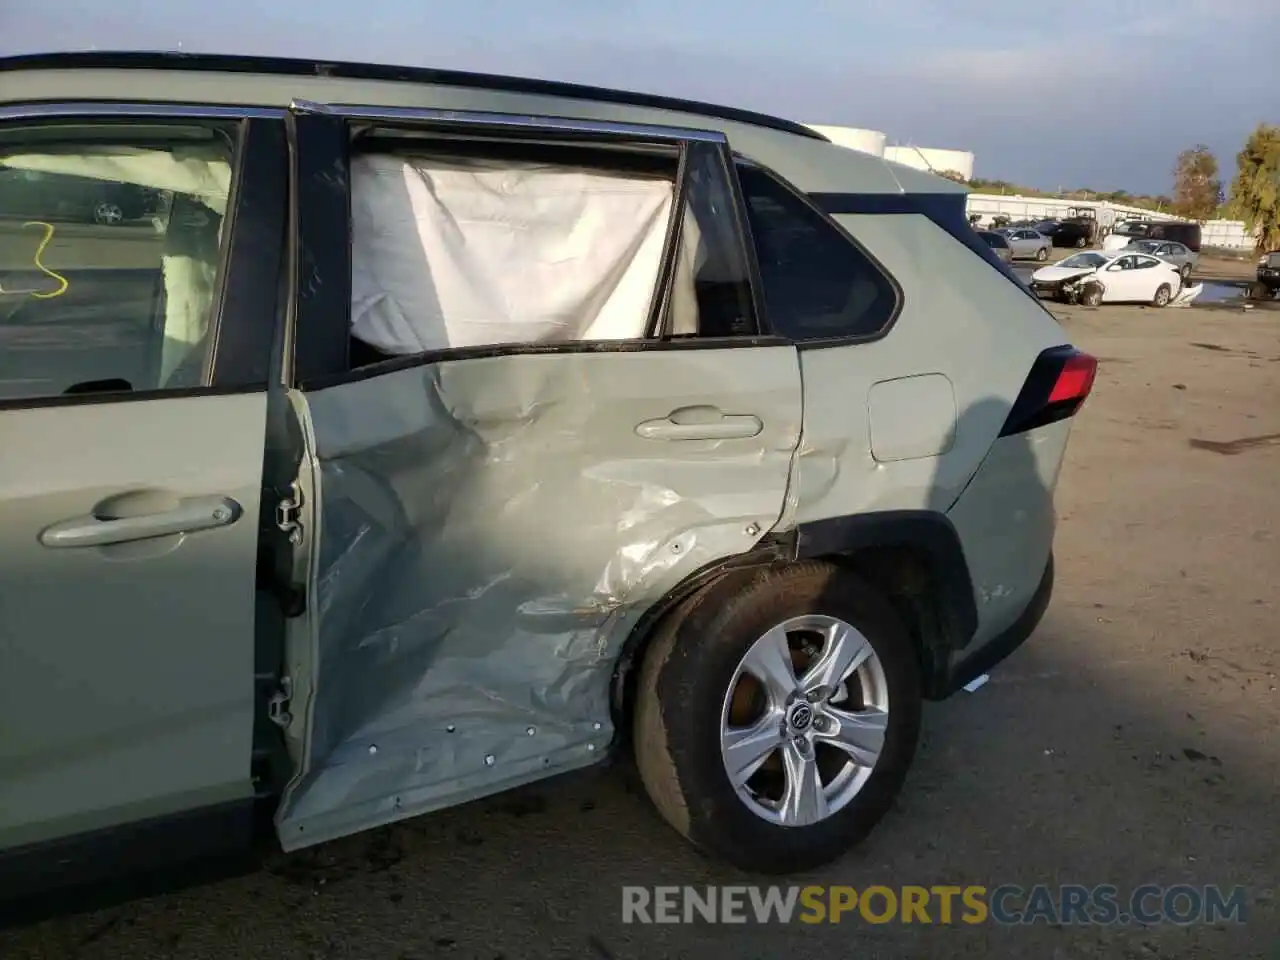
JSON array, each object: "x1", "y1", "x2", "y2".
[
  {"x1": 0, "y1": 146, "x2": 231, "y2": 385},
  {"x1": 349, "y1": 155, "x2": 676, "y2": 354}
]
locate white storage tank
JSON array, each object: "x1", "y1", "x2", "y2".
[
  {"x1": 884, "y1": 145, "x2": 975, "y2": 182},
  {"x1": 804, "y1": 125, "x2": 887, "y2": 158}
]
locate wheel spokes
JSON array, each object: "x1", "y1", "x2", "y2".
[
  {"x1": 815, "y1": 705, "x2": 887, "y2": 768},
  {"x1": 778, "y1": 740, "x2": 828, "y2": 827},
  {"x1": 799, "y1": 621, "x2": 873, "y2": 698},
  {"x1": 722, "y1": 714, "x2": 784, "y2": 787},
  {"x1": 739, "y1": 625, "x2": 798, "y2": 704}
]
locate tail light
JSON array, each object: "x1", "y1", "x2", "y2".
[{"x1": 999, "y1": 345, "x2": 1098, "y2": 437}]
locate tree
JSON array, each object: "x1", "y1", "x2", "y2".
[
  {"x1": 1228, "y1": 124, "x2": 1280, "y2": 253},
  {"x1": 1172, "y1": 145, "x2": 1223, "y2": 221},
  {"x1": 937, "y1": 169, "x2": 968, "y2": 184}
]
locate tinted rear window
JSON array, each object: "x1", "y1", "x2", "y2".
[{"x1": 736, "y1": 164, "x2": 899, "y2": 342}]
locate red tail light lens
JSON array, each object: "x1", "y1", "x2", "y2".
[
  {"x1": 1047, "y1": 352, "x2": 1098, "y2": 405},
  {"x1": 999, "y1": 346, "x2": 1098, "y2": 437}
]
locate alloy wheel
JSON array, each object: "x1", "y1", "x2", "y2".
[
  {"x1": 719, "y1": 614, "x2": 889, "y2": 827},
  {"x1": 94, "y1": 201, "x2": 124, "y2": 225}
]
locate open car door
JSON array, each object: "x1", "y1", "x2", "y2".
[{"x1": 272, "y1": 104, "x2": 803, "y2": 849}]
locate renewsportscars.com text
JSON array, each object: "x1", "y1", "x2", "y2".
[{"x1": 621, "y1": 884, "x2": 1249, "y2": 926}]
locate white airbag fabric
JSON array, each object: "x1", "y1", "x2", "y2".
[{"x1": 350, "y1": 155, "x2": 675, "y2": 354}]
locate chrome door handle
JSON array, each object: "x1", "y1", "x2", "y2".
[
  {"x1": 39, "y1": 496, "x2": 242, "y2": 549},
  {"x1": 635, "y1": 411, "x2": 763, "y2": 441}
]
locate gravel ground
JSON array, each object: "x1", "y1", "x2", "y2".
[{"x1": 2, "y1": 301, "x2": 1277, "y2": 960}]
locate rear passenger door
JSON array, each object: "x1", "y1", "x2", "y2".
[
  {"x1": 0, "y1": 105, "x2": 285, "y2": 879},
  {"x1": 272, "y1": 105, "x2": 803, "y2": 848}
]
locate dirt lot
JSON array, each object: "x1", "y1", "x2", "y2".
[
  {"x1": 1193, "y1": 252, "x2": 1263, "y2": 285},
  {"x1": 2, "y1": 303, "x2": 1277, "y2": 960}
]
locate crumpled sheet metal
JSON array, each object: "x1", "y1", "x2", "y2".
[{"x1": 275, "y1": 348, "x2": 801, "y2": 848}]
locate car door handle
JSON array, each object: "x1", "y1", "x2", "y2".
[
  {"x1": 635, "y1": 409, "x2": 763, "y2": 441},
  {"x1": 39, "y1": 495, "x2": 243, "y2": 549}
]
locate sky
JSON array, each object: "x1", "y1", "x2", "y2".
[{"x1": 3, "y1": 0, "x2": 1278, "y2": 194}]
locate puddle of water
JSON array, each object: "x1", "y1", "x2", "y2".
[{"x1": 1194, "y1": 282, "x2": 1248, "y2": 304}]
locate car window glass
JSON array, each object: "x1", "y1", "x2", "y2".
[
  {"x1": 735, "y1": 163, "x2": 897, "y2": 341},
  {"x1": 664, "y1": 142, "x2": 756, "y2": 338},
  {"x1": 1135, "y1": 257, "x2": 1157, "y2": 269},
  {"x1": 0, "y1": 121, "x2": 237, "y2": 402}
]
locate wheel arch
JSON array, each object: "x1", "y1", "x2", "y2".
[
  {"x1": 793, "y1": 512, "x2": 979, "y2": 699},
  {"x1": 610, "y1": 510, "x2": 981, "y2": 730}
]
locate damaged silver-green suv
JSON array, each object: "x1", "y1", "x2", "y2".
[{"x1": 0, "y1": 51, "x2": 1095, "y2": 911}]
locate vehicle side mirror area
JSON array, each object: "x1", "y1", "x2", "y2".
[{"x1": 1106, "y1": 263, "x2": 1123, "y2": 272}]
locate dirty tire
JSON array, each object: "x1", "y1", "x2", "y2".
[
  {"x1": 1152, "y1": 284, "x2": 1172, "y2": 307},
  {"x1": 1180, "y1": 263, "x2": 1193, "y2": 284},
  {"x1": 1075, "y1": 236, "x2": 1087, "y2": 248},
  {"x1": 632, "y1": 562, "x2": 922, "y2": 875},
  {"x1": 1247, "y1": 281, "x2": 1273, "y2": 301},
  {"x1": 1036, "y1": 246, "x2": 1049, "y2": 262},
  {"x1": 1080, "y1": 283, "x2": 1103, "y2": 307}
]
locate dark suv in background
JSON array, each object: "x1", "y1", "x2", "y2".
[
  {"x1": 1109, "y1": 219, "x2": 1203, "y2": 254},
  {"x1": 1046, "y1": 208, "x2": 1101, "y2": 248},
  {"x1": 0, "y1": 166, "x2": 163, "y2": 225},
  {"x1": 1255, "y1": 251, "x2": 1280, "y2": 298}
]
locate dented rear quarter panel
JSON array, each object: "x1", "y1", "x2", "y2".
[{"x1": 788, "y1": 210, "x2": 1072, "y2": 642}]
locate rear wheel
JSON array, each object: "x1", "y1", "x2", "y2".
[
  {"x1": 93, "y1": 200, "x2": 124, "y2": 226},
  {"x1": 1075, "y1": 236, "x2": 1087, "y2": 248},
  {"x1": 1152, "y1": 284, "x2": 1172, "y2": 307},
  {"x1": 1036, "y1": 246, "x2": 1049, "y2": 262},
  {"x1": 632, "y1": 563, "x2": 922, "y2": 875}
]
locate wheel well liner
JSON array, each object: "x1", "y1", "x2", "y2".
[
  {"x1": 795, "y1": 512, "x2": 979, "y2": 698},
  {"x1": 611, "y1": 511, "x2": 979, "y2": 725}
]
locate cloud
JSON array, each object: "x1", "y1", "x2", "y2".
[{"x1": 2, "y1": 0, "x2": 1276, "y2": 193}]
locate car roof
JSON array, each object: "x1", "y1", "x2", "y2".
[
  {"x1": 1, "y1": 49, "x2": 974, "y2": 197},
  {"x1": 0, "y1": 50, "x2": 825, "y2": 143}
]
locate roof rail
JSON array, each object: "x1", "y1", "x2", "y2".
[{"x1": 0, "y1": 50, "x2": 828, "y2": 143}]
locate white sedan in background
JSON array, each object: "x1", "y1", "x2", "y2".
[{"x1": 1029, "y1": 250, "x2": 1183, "y2": 306}]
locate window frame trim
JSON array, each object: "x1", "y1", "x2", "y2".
[
  {"x1": 732, "y1": 156, "x2": 906, "y2": 349},
  {"x1": 288, "y1": 104, "x2": 779, "y2": 392},
  {"x1": 0, "y1": 101, "x2": 288, "y2": 411}
]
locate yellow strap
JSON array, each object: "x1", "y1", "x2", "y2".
[{"x1": 23, "y1": 221, "x2": 69, "y2": 299}]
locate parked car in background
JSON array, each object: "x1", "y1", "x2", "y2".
[
  {"x1": 1030, "y1": 249, "x2": 1182, "y2": 306},
  {"x1": 977, "y1": 229, "x2": 1013, "y2": 262},
  {"x1": 0, "y1": 49, "x2": 1094, "y2": 910},
  {"x1": 1045, "y1": 210, "x2": 1100, "y2": 249},
  {"x1": 1103, "y1": 219, "x2": 1202, "y2": 254},
  {"x1": 1124, "y1": 239, "x2": 1198, "y2": 282},
  {"x1": 1255, "y1": 251, "x2": 1280, "y2": 299},
  {"x1": 999, "y1": 227, "x2": 1053, "y2": 261},
  {"x1": 0, "y1": 165, "x2": 162, "y2": 225}
]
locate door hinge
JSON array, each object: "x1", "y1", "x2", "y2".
[
  {"x1": 267, "y1": 676, "x2": 293, "y2": 728},
  {"x1": 275, "y1": 481, "x2": 304, "y2": 546}
]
